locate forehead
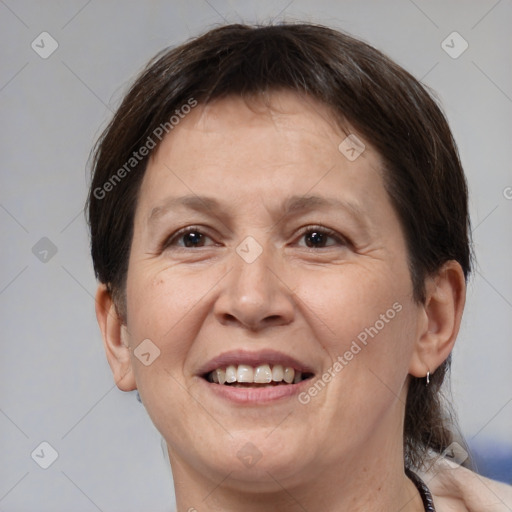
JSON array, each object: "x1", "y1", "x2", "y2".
[{"x1": 136, "y1": 91, "x2": 386, "y2": 218}]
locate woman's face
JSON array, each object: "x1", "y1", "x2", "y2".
[{"x1": 123, "y1": 92, "x2": 424, "y2": 487}]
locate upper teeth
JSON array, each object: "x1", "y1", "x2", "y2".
[{"x1": 209, "y1": 364, "x2": 302, "y2": 385}]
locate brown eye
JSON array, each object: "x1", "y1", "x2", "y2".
[
  {"x1": 299, "y1": 227, "x2": 346, "y2": 248},
  {"x1": 181, "y1": 231, "x2": 205, "y2": 247},
  {"x1": 305, "y1": 230, "x2": 328, "y2": 248},
  {"x1": 163, "y1": 227, "x2": 215, "y2": 249}
]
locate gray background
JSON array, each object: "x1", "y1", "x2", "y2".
[{"x1": 1, "y1": 0, "x2": 511, "y2": 510}]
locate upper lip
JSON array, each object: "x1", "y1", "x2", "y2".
[{"x1": 197, "y1": 349, "x2": 315, "y2": 377}]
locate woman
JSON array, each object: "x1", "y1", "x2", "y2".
[{"x1": 87, "y1": 24, "x2": 511, "y2": 511}]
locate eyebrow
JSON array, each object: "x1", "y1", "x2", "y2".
[
  {"x1": 148, "y1": 195, "x2": 222, "y2": 223},
  {"x1": 147, "y1": 194, "x2": 369, "y2": 228},
  {"x1": 282, "y1": 195, "x2": 365, "y2": 219}
]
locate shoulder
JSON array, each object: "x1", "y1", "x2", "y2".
[{"x1": 419, "y1": 459, "x2": 512, "y2": 512}]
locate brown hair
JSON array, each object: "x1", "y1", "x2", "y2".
[{"x1": 87, "y1": 23, "x2": 472, "y2": 469}]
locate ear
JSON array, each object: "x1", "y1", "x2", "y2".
[
  {"x1": 409, "y1": 261, "x2": 466, "y2": 378},
  {"x1": 95, "y1": 284, "x2": 137, "y2": 391}
]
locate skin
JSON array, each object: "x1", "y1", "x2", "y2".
[
  {"x1": 95, "y1": 91, "x2": 467, "y2": 512},
  {"x1": 422, "y1": 459, "x2": 512, "y2": 511}
]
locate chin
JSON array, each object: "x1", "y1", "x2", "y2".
[{"x1": 217, "y1": 432, "x2": 316, "y2": 487}]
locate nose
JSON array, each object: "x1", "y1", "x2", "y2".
[{"x1": 213, "y1": 244, "x2": 295, "y2": 331}]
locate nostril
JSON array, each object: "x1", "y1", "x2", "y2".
[
  {"x1": 219, "y1": 313, "x2": 283, "y2": 329},
  {"x1": 222, "y1": 313, "x2": 238, "y2": 324},
  {"x1": 248, "y1": 314, "x2": 286, "y2": 331}
]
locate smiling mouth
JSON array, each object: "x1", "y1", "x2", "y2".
[{"x1": 203, "y1": 363, "x2": 314, "y2": 387}]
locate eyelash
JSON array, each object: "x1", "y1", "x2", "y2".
[
  {"x1": 162, "y1": 225, "x2": 349, "y2": 251},
  {"x1": 296, "y1": 225, "x2": 349, "y2": 248},
  {"x1": 161, "y1": 226, "x2": 214, "y2": 249}
]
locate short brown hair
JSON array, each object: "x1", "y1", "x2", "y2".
[{"x1": 87, "y1": 23, "x2": 472, "y2": 468}]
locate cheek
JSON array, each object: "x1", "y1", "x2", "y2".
[
  {"x1": 124, "y1": 261, "x2": 235, "y2": 386},
  {"x1": 295, "y1": 260, "x2": 414, "y2": 353},
  {"x1": 124, "y1": 267, "x2": 208, "y2": 373},
  {"x1": 126, "y1": 261, "x2": 209, "y2": 329},
  {"x1": 303, "y1": 279, "x2": 414, "y2": 432},
  {"x1": 123, "y1": 268, "x2": 218, "y2": 434},
  {"x1": 295, "y1": 261, "x2": 417, "y2": 412}
]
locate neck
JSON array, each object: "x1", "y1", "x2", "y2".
[{"x1": 168, "y1": 436, "x2": 425, "y2": 512}]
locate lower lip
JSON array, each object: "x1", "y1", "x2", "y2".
[{"x1": 197, "y1": 377, "x2": 311, "y2": 404}]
